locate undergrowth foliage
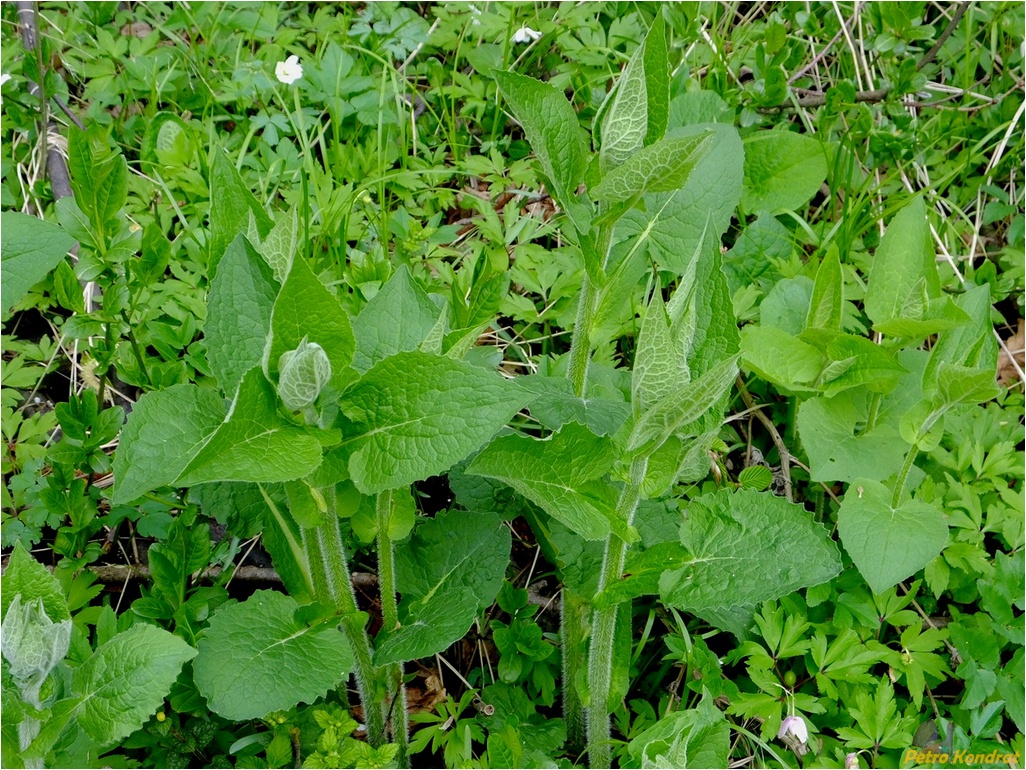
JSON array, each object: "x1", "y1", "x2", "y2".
[{"x1": 1, "y1": 2, "x2": 1023, "y2": 769}]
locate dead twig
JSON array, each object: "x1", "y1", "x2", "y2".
[{"x1": 734, "y1": 376, "x2": 794, "y2": 503}]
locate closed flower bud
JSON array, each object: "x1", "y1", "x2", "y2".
[
  {"x1": 1, "y1": 596, "x2": 71, "y2": 694},
  {"x1": 278, "y1": 338, "x2": 332, "y2": 411}
]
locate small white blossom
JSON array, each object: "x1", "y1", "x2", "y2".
[
  {"x1": 511, "y1": 24, "x2": 542, "y2": 44},
  {"x1": 0, "y1": 73, "x2": 11, "y2": 88},
  {"x1": 275, "y1": 55, "x2": 303, "y2": 85},
  {"x1": 777, "y1": 715, "x2": 808, "y2": 744}
]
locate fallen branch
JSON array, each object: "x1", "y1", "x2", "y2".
[{"x1": 735, "y1": 376, "x2": 795, "y2": 503}]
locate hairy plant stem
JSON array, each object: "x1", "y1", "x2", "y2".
[
  {"x1": 306, "y1": 487, "x2": 388, "y2": 748},
  {"x1": 375, "y1": 490, "x2": 410, "y2": 766},
  {"x1": 567, "y1": 222, "x2": 614, "y2": 398},
  {"x1": 560, "y1": 590, "x2": 589, "y2": 751},
  {"x1": 864, "y1": 391, "x2": 882, "y2": 434},
  {"x1": 587, "y1": 456, "x2": 648, "y2": 768},
  {"x1": 892, "y1": 446, "x2": 919, "y2": 508}
]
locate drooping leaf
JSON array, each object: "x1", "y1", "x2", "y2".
[
  {"x1": 518, "y1": 375, "x2": 630, "y2": 436},
  {"x1": 340, "y1": 352, "x2": 526, "y2": 494},
  {"x1": 352, "y1": 265, "x2": 438, "y2": 373},
  {"x1": 112, "y1": 385, "x2": 226, "y2": 504},
  {"x1": 0, "y1": 543, "x2": 70, "y2": 623},
  {"x1": 266, "y1": 257, "x2": 356, "y2": 391},
  {"x1": 627, "y1": 356, "x2": 739, "y2": 455},
  {"x1": 741, "y1": 131, "x2": 827, "y2": 212},
  {"x1": 467, "y1": 422, "x2": 636, "y2": 543},
  {"x1": 176, "y1": 367, "x2": 323, "y2": 486},
  {"x1": 1, "y1": 212, "x2": 77, "y2": 313},
  {"x1": 592, "y1": 133, "x2": 711, "y2": 204},
  {"x1": 73, "y1": 624, "x2": 197, "y2": 746},
  {"x1": 837, "y1": 478, "x2": 948, "y2": 595},
  {"x1": 208, "y1": 146, "x2": 273, "y2": 276},
  {"x1": 194, "y1": 590, "x2": 353, "y2": 720},
  {"x1": 375, "y1": 511, "x2": 510, "y2": 664},
  {"x1": 660, "y1": 489, "x2": 841, "y2": 611},
  {"x1": 205, "y1": 234, "x2": 279, "y2": 396},
  {"x1": 493, "y1": 71, "x2": 590, "y2": 232}
]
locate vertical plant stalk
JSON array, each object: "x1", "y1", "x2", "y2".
[
  {"x1": 305, "y1": 486, "x2": 388, "y2": 748},
  {"x1": 375, "y1": 489, "x2": 410, "y2": 767},
  {"x1": 567, "y1": 275, "x2": 598, "y2": 398},
  {"x1": 560, "y1": 590, "x2": 589, "y2": 751},
  {"x1": 587, "y1": 456, "x2": 648, "y2": 769}
]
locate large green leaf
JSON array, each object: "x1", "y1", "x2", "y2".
[
  {"x1": 864, "y1": 197, "x2": 969, "y2": 338},
  {"x1": 67, "y1": 127, "x2": 128, "y2": 245},
  {"x1": 632, "y1": 291, "x2": 688, "y2": 415},
  {"x1": 208, "y1": 146, "x2": 273, "y2": 276},
  {"x1": 1, "y1": 212, "x2": 77, "y2": 313},
  {"x1": 592, "y1": 133, "x2": 711, "y2": 204},
  {"x1": 467, "y1": 422, "x2": 636, "y2": 543},
  {"x1": 628, "y1": 695, "x2": 729, "y2": 769},
  {"x1": 660, "y1": 489, "x2": 841, "y2": 611},
  {"x1": 806, "y1": 246, "x2": 844, "y2": 331},
  {"x1": 597, "y1": 35, "x2": 648, "y2": 169},
  {"x1": 838, "y1": 478, "x2": 948, "y2": 595},
  {"x1": 176, "y1": 367, "x2": 323, "y2": 486},
  {"x1": 352, "y1": 265, "x2": 438, "y2": 373},
  {"x1": 73, "y1": 624, "x2": 197, "y2": 746},
  {"x1": 641, "y1": 15, "x2": 669, "y2": 145},
  {"x1": 923, "y1": 284, "x2": 997, "y2": 389},
  {"x1": 741, "y1": 131, "x2": 827, "y2": 212},
  {"x1": 205, "y1": 234, "x2": 278, "y2": 396},
  {"x1": 194, "y1": 590, "x2": 353, "y2": 720},
  {"x1": 266, "y1": 257, "x2": 356, "y2": 392},
  {"x1": 493, "y1": 71, "x2": 589, "y2": 231},
  {"x1": 375, "y1": 511, "x2": 510, "y2": 665},
  {"x1": 112, "y1": 385, "x2": 226, "y2": 504},
  {"x1": 518, "y1": 375, "x2": 630, "y2": 436},
  {"x1": 340, "y1": 352, "x2": 526, "y2": 494},
  {"x1": 740, "y1": 325, "x2": 823, "y2": 392},
  {"x1": 0, "y1": 543, "x2": 70, "y2": 623},
  {"x1": 614, "y1": 123, "x2": 743, "y2": 276}
]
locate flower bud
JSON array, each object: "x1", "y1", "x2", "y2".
[
  {"x1": 1, "y1": 595, "x2": 71, "y2": 694},
  {"x1": 278, "y1": 338, "x2": 332, "y2": 411}
]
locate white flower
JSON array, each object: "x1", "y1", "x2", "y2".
[
  {"x1": 275, "y1": 55, "x2": 303, "y2": 85},
  {"x1": 511, "y1": 24, "x2": 542, "y2": 44},
  {"x1": 777, "y1": 715, "x2": 809, "y2": 744},
  {"x1": 0, "y1": 73, "x2": 11, "y2": 88}
]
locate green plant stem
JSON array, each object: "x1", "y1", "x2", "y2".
[
  {"x1": 375, "y1": 490, "x2": 410, "y2": 767},
  {"x1": 560, "y1": 590, "x2": 588, "y2": 751},
  {"x1": 306, "y1": 488, "x2": 388, "y2": 748},
  {"x1": 567, "y1": 275, "x2": 597, "y2": 397},
  {"x1": 587, "y1": 455, "x2": 648, "y2": 768},
  {"x1": 864, "y1": 391, "x2": 882, "y2": 434},
  {"x1": 892, "y1": 446, "x2": 919, "y2": 508}
]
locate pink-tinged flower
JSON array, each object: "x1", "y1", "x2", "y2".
[
  {"x1": 778, "y1": 715, "x2": 809, "y2": 744},
  {"x1": 275, "y1": 55, "x2": 303, "y2": 85},
  {"x1": 845, "y1": 753, "x2": 860, "y2": 769}
]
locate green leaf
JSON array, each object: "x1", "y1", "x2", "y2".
[
  {"x1": 253, "y1": 206, "x2": 298, "y2": 283},
  {"x1": 797, "y1": 393, "x2": 908, "y2": 483},
  {"x1": 593, "y1": 133, "x2": 712, "y2": 207},
  {"x1": 205, "y1": 234, "x2": 279, "y2": 396},
  {"x1": 340, "y1": 351, "x2": 526, "y2": 494},
  {"x1": 802, "y1": 330, "x2": 907, "y2": 395},
  {"x1": 518, "y1": 375, "x2": 630, "y2": 436},
  {"x1": 806, "y1": 246, "x2": 844, "y2": 331},
  {"x1": 741, "y1": 131, "x2": 827, "y2": 212},
  {"x1": 929, "y1": 362, "x2": 1001, "y2": 412},
  {"x1": 1, "y1": 212, "x2": 77, "y2": 313},
  {"x1": 208, "y1": 146, "x2": 273, "y2": 276},
  {"x1": 0, "y1": 543, "x2": 70, "y2": 623},
  {"x1": 740, "y1": 325, "x2": 823, "y2": 391},
  {"x1": 112, "y1": 385, "x2": 226, "y2": 504},
  {"x1": 598, "y1": 36, "x2": 649, "y2": 170},
  {"x1": 194, "y1": 590, "x2": 353, "y2": 720},
  {"x1": 53, "y1": 259, "x2": 85, "y2": 315},
  {"x1": 493, "y1": 71, "x2": 589, "y2": 232},
  {"x1": 837, "y1": 478, "x2": 948, "y2": 595},
  {"x1": 177, "y1": 367, "x2": 323, "y2": 486},
  {"x1": 594, "y1": 541, "x2": 690, "y2": 610},
  {"x1": 632, "y1": 291, "x2": 688, "y2": 415},
  {"x1": 375, "y1": 511, "x2": 510, "y2": 664},
  {"x1": 642, "y1": 15, "x2": 669, "y2": 146},
  {"x1": 628, "y1": 695, "x2": 729, "y2": 769},
  {"x1": 660, "y1": 489, "x2": 841, "y2": 611},
  {"x1": 923, "y1": 284, "x2": 997, "y2": 389},
  {"x1": 352, "y1": 265, "x2": 438, "y2": 373},
  {"x1": 467, "y1": 422, "x2": 636, "y2": 543},
  {"x1": 627, "y1": 356, "x2": 739, "y2": 455},
  {"x1": 73, "y1": 624, "x2": 197, "y2": 746},
  {"x1": 266, "y1": 257, "x2": 356, "y2": 392},
  {"x1": 614, "y1": 124, "x2": 743, "y2": 276},
  {"x1": 67, "y1": 126, "x2": 128, "y2": 243},
  {"x1": 737, "y1": 465, "x2": 773, "y2": 491},
  {"x1": 864, "y1": 197, "x2": 969, "y2": 338}
]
